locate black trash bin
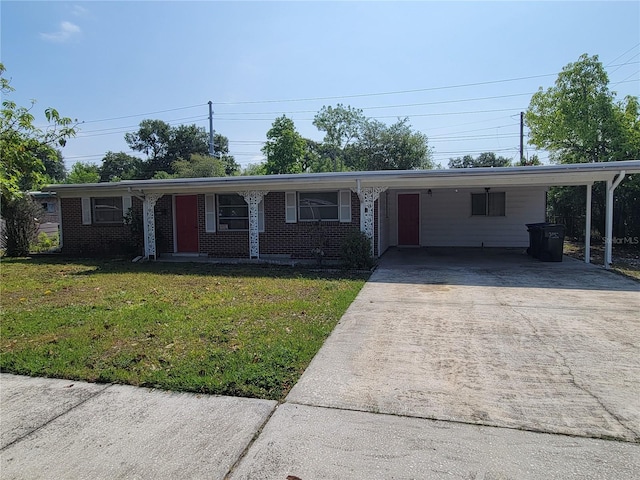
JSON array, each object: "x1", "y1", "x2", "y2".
[
  {"x1": 526, "y1": 223, "x2": 548, "y2": 258},
  {"x1": 539, "y1": 224, "x2": 565, "y2": 262}
]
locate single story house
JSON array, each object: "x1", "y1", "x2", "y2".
[{"x1": 44, "y1": 160, "x2": 640, "y2": 268}]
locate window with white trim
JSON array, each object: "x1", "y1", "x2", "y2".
[
  {"x1": 299, "y1": 192, "x2": 339, "y2": 221},
  {"x1": 471, "y1": 192, "x2": 505, "y2": 216},
  {"x1": 92, "y1": 197, "x2": 124, "y2": 223},
  {"x1": 287, "y1": 190, "x2": 352, "y2": 223},
  {"x1": 215, "y1": 194, "x2": 265, "y2": 232}
]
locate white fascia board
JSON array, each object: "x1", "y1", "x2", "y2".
[{"x1": 42, "y1": 160, "x2": 640, "y2": 197}]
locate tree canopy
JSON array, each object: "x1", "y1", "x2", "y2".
[
  {"x1": 525, "y1": 53, "x2": 640, "y2": 240},
  {"x1": 448, "y1": 152, "x2": 512, "y2": 168},
  {"x1": 525, "y1": 54, "x2": 635, "y2": 164},
  {"x1": 124, "y1": 120, "x2": 237, "y2": 178},
  {"x1": 99, "y1": 151, "x2": 144, "y2": 182},
  {"x1": 66, "y1": 162, "x2": 100, "y2": 184},
  {"x1": 1, "y1": 63, "x2": 77, "y2": 201},
  {"x1": 262, "y1": 115, "x2": 307, "y2": 174}
]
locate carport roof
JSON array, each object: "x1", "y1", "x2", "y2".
[{"x1": 45, "y1": 159, "x2": 640, "y2": 197}]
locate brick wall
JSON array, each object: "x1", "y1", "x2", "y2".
[
  {"x1": 155, "y1": 195, "x2": 174, "y2": 254},
  {"x1": 61, "y1": 191, "x2": 378, "y2": 259},
  {"x1": 61, "y1": 197, "x2": 142, "y2": 256}
]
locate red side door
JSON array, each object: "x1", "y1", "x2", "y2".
[
  {"x1": 175, "y1": 195, "x2": 199, "y2": 253},
  {"x1": 398, "y1": 193, "x2": 420, "y2": 246}
]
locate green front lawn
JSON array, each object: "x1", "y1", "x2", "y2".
[{"x1": 0, "y1": 257, "x2": 368, "y2": 400}]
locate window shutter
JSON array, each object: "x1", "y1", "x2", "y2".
[
  {"x1": 285, "y1": 192, "x2": 297, "y2": 223},
  {"x1": 339, "y1": 190, "x2": 352, "y2": 223},
  {"x1": 122, "y1": 195, "x2": 132, "y2": 223},
  {"x1": 258, "y1": 199, "x2": 265, "y2": 232},
  {"x1": 81, "y1": 197, "x2": 91, "y2": 225},
  {"x1": 205, "y1": 194, "x2": 216, "y2": 232}
]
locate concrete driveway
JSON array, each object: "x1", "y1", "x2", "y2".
[{"x1": 287, "y1": 248, "x2": 640, "y2": 442}]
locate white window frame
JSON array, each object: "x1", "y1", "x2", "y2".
[
  {"x1": 215, "y1": 194, "x2": 264, "y2": 232},
  {"x1": 296, "y1": 190, "x2": 351, "y2": 222},
  {"x1": 471, "y1": 192, "x2": 506, "y2": 217},
  {"x1": 83, "y1": 196, "x2": 130, "y2": 224}
]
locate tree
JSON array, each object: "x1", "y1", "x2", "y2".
[
  {"x1": 262, "y1": 115, "x2": 307, "y2": 174},
  {"x1": 516, "y1": 154, "x2": 542, "y2": 166},
  {"x1": 66, "y1": 162, "x2": 100, "y2": 183},
  {"x1": 241, "y1": 162, "x2": 267, "y2": 176},
  {"x1": 448, "y1": 152, "x2": 512, "y2": 168},
  {"x1": 37, "y1": 147, "x2": 66, "y2": 183},
  {"x1": 166, "y1": 124, "x2": 209, "y2": 164},
  {"x1": 525, "y1": 53, "x2": 640, "y2": 239},
  {"x1": 1, "y1": 64, "x2": 76, "y2": 199},
  {"x1": 526, "y1": 54, "x2": 625, "y2": 164},
  {"x1": 1, "y1": 62, "x2": 77, "y2": 256},
  {"x1": 313, "y1": 104, "x2": 366, "y2": 171},
  {"x1": 213, "y1": 133, "x2": 240, "y2": 176},
  {"x1": 99, "y1": 151, "x2": 143, "y2": 182},
  {"x1": 125, "y1": 120, "x2": 238, "y2": 178},
  {"x1": 125, "y1": 119, "x2": 172, "y2": 175},
  {"x1": 348, "y1": 118, "x2": 433, "y2": 171},
  {"x1": 172, "y1": 154, "x2": 226, "y2": 178}
]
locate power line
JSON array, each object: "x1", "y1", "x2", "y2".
[{"x1": 79, "y1": 104, "x2": 207, "y2": 124}]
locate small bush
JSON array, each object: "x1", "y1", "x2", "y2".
[
  {"x1": 31, "y1": 231, "x2": 59, "y2": 253},
  {"x1": 340, "y1": 230, "x2": 374, "y2": 269}
]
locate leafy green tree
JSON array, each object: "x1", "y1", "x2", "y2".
[
  {"x1": 166, "y1": 124, "x2": 209, "y2": 164},
  {"x1": 213, "y1": 132, "x2": 239, "y2": 175},
  {"x1": 525, "y1": 53, "x2": 640, "y2": 239},
  {"x1": 37, "y1": 147, "x2": 67, "y2": 184},
  {"x1": 99, "y1": 151, "x2": 143, "y2": 182},
  {"x1": 313, "y1": 104, "x2": 365, "y2": 171},
  {"x1": 448, "y1": 152, "x2": 512, "y2": 168},
  {"x1": 241, "y1": 162, "x2": 267, "y2": 176},
  {"x1": 125, "y1": 119, "x2": 172, "y2": 175},
  {"x1": 348, "y1": 118, "x2": 433, "y2": 170},
  {"x1": 66, "y1": 162, "x2": 100, "y2": 183},
  {"x1": 526, "y1": 54, "x2": 627, "y2": 164},
  {"x1": 1, "y1": 64, "x2": 76, "y2": 200},
  {"x1": 262, "y1": 115, "x2": 307, "y2": 174},
  {"x1": 125, "y1": 120, "x2": 237, "y2": 178},
  {"x1": 172, "y1": 154, "x2": 226, "y2": 178},
  {"x1": 1, "y1": 63, "x2": 77, "y2": 256},
  {"x1": 302, "y1": 139, "x2": 334, "y2": 173},
  {"x1": 516, "y1": 154, "x2": 542, "y2": 166}
]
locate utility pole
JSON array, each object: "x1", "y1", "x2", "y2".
[
  {"x1": 519, "y1": 111, "x2": 524, "y2": 164},
  {"x1": 208, "y1": 101, "x2": 214, "y2": 156}
]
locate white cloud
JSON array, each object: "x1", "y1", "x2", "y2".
[
  {"x1": 40, "y1": 21, "x2": 82, "y2": 43},
  {"x1": 71, "y1": 5, "x2": 89, "y2": 17}
]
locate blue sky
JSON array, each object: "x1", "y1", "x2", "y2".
[{"x1": 2, "y1": 1, "x2": 639, "y2": 171}]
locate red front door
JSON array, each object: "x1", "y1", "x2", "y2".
[
  {"x1": 175, "y1": 195, "x2": 199, "y2": 253},
  {"x1": 398, "y1": 194, "x2": 420, "y2": 246}
]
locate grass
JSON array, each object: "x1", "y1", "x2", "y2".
[{"x1": 0, "y1": 257, "x2": 369, "y2": 400}]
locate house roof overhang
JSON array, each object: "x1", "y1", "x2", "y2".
[{"x1": 43, "y1": 160, "x2": 640, "y2": 198}]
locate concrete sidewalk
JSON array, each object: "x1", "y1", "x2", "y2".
[
  {"x1": 2, "y1": 373, "x2": 638, "y2": 479},
  {"x1": 2, "y1": 251, "x2": 639, "y2": 479}
]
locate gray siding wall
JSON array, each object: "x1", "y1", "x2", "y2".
[{"x1": 387, "y1": 187, "x2": 546, "y2": 248}]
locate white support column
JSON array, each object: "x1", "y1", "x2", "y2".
[
  {"x1": 143, "y1": 193, "x2": 163, "y2": 260},
  {"x1": 239, "y1": 190, "x2": 267, "y2": 259},
  {"x1": 353, "y1": 185, "x2": 388, "y2": 256},
  {"x1": 585, "y1": 184, "x2": 592, "y2": 264},
  {"x1": 604, "y1": 172, "x2": 626, "y2": 269}
]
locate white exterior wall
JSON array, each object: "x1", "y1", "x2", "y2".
[{"x1": 388, "y1": 187, "x2": 546, "y2": 248}]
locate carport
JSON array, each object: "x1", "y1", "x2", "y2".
[{"x1": 374, "y1": 160, "x2": 640, "y2": 268}]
